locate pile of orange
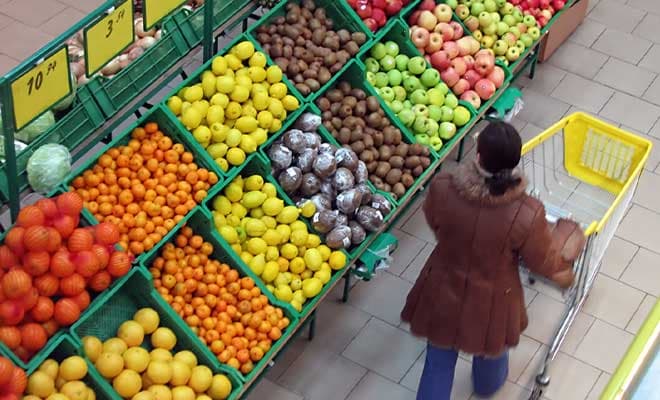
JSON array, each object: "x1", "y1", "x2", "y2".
[
  {"x1": 149, "y1": 227, "x2": 290, "y2": 375},
  {"x1": 70, "y1": 122, "x2": 219, "y2": 256}
]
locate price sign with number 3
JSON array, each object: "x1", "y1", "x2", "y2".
[
  {"x1": 10, "y1": 46, "x2": 71, "y2": 130},
  {"x1": 84, "y1": 0, "x2": 134, "y2": 76}
]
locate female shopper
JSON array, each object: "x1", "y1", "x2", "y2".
[{"x1": 401, "y1": 121, "x2": 586, "y2": 399}]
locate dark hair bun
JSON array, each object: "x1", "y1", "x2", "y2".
[{"x1": 477, "y1": 121, "x2": 523, "y2": 196}]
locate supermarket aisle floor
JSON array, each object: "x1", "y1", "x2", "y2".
[{"x1": 1, "y1": 0, "x2": 660, "y2": 399}]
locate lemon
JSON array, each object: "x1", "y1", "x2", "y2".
[
  {"x1": 318, "y1": 245, "x2": 331, "y2": 261},
  {"x1": 216, "y1": 76, "x2": 235, "y2": 94},
  {"x1": 269, "y1": 118, "x2": 283, "y2": 133},
  {"x1": 132, "y1": 391, "x2": 155, "y2": 400},
  {"x1": 171, "y1": 386, "x2": 195, "y2": 400},
  {"x1": 241, "y1": 103, "x2": 257, "y2": 118},
  {"x1": 207, "y1": 143, "x2": 228, "y2": 159},
  {"x1": 248, "y1": 254, "x2": 266, "y2": 275},
  {"x1": 304, "y1": 248, "x2": 323, "y2": 271},
  {"x1": 225, "y1": 182, "x2": 242, "y2": 202},
  {"x1": 261, "y1": 215, "x2": 277, "y2": 229},
  {"x1": 151, "y1": 327, "x2": 177, "y2": 350},
  {"x1": 282, "y1": 95, "x2": 300, "y2": 111},
  {"x1": 276, "y1": 225, "x2": 291, "y2": 243},
  {"x1": 268, "y1": 99, "x2": 284, "y2": 118},
  {"x1": 59, "y1": 356, "x2": 87, "y2": 381},
  {"x1": 302, "y1": 277, "x2": 323, "y2": 298},
  {"x1": 245, "y1": 175, "x2": 264, "y2": 191},
  {"x1": 240, "y1": 251, "x2": 253, "y2": 265},
  {"x1": 290, "y1": 220, "x2": 307, "y2": 232},
  {"x1": 226, "y1": 148, "x2": 246, "y2": 166},
  {"x1": 242, "y1": 191, "x2": 267, "y2": 209},
  {"x1": 148, "y1": 385, "x2": 172, "y2": 400},
  {"x1": 262, "y1": 197, "x2": 284, "y2": 216},
  {"x1": 306, "y1": 234, "x2": 321, "y2": 248},
  {"x1": 329, "y1": 251, "x2": 347, "y2": 270},
  {"x1": 82, "y1": 336, "x2": 103, "y2": 363},
  {"x1": 212, "y1": 212, "x2": 227, "y2": 227},
  {"x1": 174, "y1": 351, "x2": 197, "y2": 369},
  {"x1": 210, "y1": 92, "x2": 229, "y2": 108},
  {"x1": 248, "y1": 66, "x2": 266, "y2": 83},
  {"x1": 212, "y1": 56, "x2": 228, "y2": 75},
  {"x1": 290, "y1": 299, "x2": 303, "y2": 312},
  {"x1": 181, "y1": 101, "x2": 192, "y2": 115},
  {"x1": 235, "y1": 74, "x2": 252, "y2": 87},
  {"x1": 245, "y1": 219, "x2": 267, "y2": 237},
  {"x1": 239, "y1": 135, "x2": 257, "y2": 154},
  {"x1": 262, "y1": 229, "x2": 281, "y2": 246},
  {"x1": 60, "y1": 381, "x2": 89, "y2": 400},
  {"x1": 234, "y1": 67, "x2": 250, "y2": 78},
  {"x1": 117, "y1": 320, "x2": 145, "y2": 347},
  {"x1": 193, "y1": 126, "x2": 212, "y2": 146},
  {"x1": 252, "y1": 91, "x2": 270, "y2": 111},
  {"x1": 250, "y1": 207, "x2": 264, "y2": 218},
  {"x1": 27, "y1": 371, "x2": 55, "y2": 398},
  {"x1": 261, "y1": 182, "x2": 277, "y2": 198},
  {"x1": 292, "y1": 288, "x2": 306, "y2": 302},
  {"x1": 150, "y1": 348, "x2": 173, "y2": 362},
  {"x1": 290, "y1": 229, "x2": 308, "y2": 247},
  {"x1": 249, "y1": 52, "x2": 267, "y2": 68},
  {"x1": 188, "y1": 366, "x2": 213, "y2": 393},
  {"x1": 230, "y1": 86, "x2": 250, "y2": 103},
  {"x1": 233, "y1": 41, "x2": 255, "y2": 59},
  {"x1": 210, "y1": 123, "x2": 229, "y2": 143},
  {"x1": 247, "y1": 237, "x2": 267, "y2": 255},
  {"x1": 213, "y1": 195, "x2": 232, "y2": 215},
  {"x1": 269, "y1": 83, "x2": 287, "y2": 99},
  {"x1": 146, "y1": 360, "x2": 173, "y2": 385},
  {"x1": 226, "y1": 215, "x2": 241, "y2": 228},
  {"x1": 39, "y1": 359, "x2": 59, "y2": 380},
  {"x1": 266, "y1": 65, "x2": 283, "y2": 83},
  {"x1": 205, "y1": 105, "x2": 224, "y2": 125},
  {"x1": 207, "y1": 374, "x2": 232, "y2": 400},
  {"x1": 289, "y1": 257, "x2": 306, "y2": 274},
  {"x1": 167, "y1": 360, "x2": 191, "y2": 386},
  {"x1": 96, "y1": 352, "x2": 124, "y2": 379},
  {"x1": 121, "y1": 346, "x2": 149, "y2": 373},
  {"x1": 184, "y1": 85, "x2": 204, "y2": 102},
  {"x1": 274, "y1": 284, "x2": 293, "y2": 302},
  {"x1": 277, "y1": 206, "x2": 300, "y2": 224},
  {"x1": 266, "y1": 246, "x2": 279, "y2": 261},
  {"x1": 235, "y1": 116, "x2": 257, "y2": 133},
  {"x1": 252, "y1": 128, "x2": 268, "y2": 144},
  {"x1": 113, "y1": 370, "x2": 142, "y2": 398},
  {"x1": 231, "y1": 203, "x2": 247, "y2": 219},
  {"x1": 202, "y1": 75, "x2": 217, "y2": 98},
  {"x1": 224, "y1": 54, "x2": 242, "y2": 70},
  {"x1": 167, "y1": 96, "x2": 183, "y2": 115},
  {"x1": 301, "y1": 269, "x2": 313, "y2": 279},
  {"x1": 280, "y1": 243, "x2": 298, "y2": 260},
  {"x1": 314, "y1": 268, "x2": 331, "y2": 284},
  {"x1": 262, "y1": 261, "x2": 279, "y2": 282},
  {"x1": 181, "y1": 107, "x2": 203, "y2": 130},
  {"x1": 216, "y1": 158, "x2": 229, "y2": 172}
]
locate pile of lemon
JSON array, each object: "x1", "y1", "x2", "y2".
[
  {"x1": 211, "y1": 175, "x2": 347, "y2": 312},
  {"x1": 81, "y1": 308, "x2": 232, "y2": 400},
  {"x1": 24, "y1": 356, "x2": 95, "y2": 400},
  {"x1": 167, "y1": 41, "x2": 300, "y2": 171}
]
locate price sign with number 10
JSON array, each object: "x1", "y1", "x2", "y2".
[
  {"x1": 84, "y1": 0, "x2": 134, "y2": 76},
  {"x1": 10, "y1": 46, "x2": 71, "y2": 130}
]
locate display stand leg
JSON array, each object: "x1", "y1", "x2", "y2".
[
  {"x1": 308, "y1": 311, "x2": 316, "y2": 341},
  {"x1": 342, "y1": 271, "x2": 352, "y2": 303},
  {"x1": 456, "y1": 137, "x2": 465, "y2": 162},
  {"x1": 529, "y1": 51, "x2": 539, "y2": 79}
]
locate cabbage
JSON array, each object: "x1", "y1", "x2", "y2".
[
  {"x1": 13, "y1": 111, "x2": 56, "y2": 143},
  {"x1": 27, "y1": 143, "x2": 71, "y2": 193}
]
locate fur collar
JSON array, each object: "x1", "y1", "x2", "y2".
[{"x1": 450, "y1": 161, "x2": 528, "y2": 206}]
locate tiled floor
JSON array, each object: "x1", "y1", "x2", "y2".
[{"x1": 2, "y1": 0, "x2": 660, "y2": 399}]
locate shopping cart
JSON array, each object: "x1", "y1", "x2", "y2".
[{"x1": 519, "y1": 113, "x2": 653, "y2": 400}]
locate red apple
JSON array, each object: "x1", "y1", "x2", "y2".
[
  {"x1": 456, "y1": 37, "x2": 474, "y2": 56},
  {"x1": 449, "y1": 21, "x2": 464, "y2": 40},
  {"x1": 386, "y1": 0, "x2": 404, "y2": 16},
  {"x1": 540, "y1": 9, "x2": 553, "y2": 19},
  {"x1": 440, "y1": 67, "x2": 460, "y2": 87},
  {"x1": 464, "y1": 16, "x2": 480, "y2": 32},
  {"x1": 539, "y1": 0, "x2": 550, "y2": 8},
  {"x1": 435, "y1": 22, "x2": 455, "y2": 42},
  {"x1": 430, "y1": 50, "x2": 451, "y2": 70},
  {"x1": 418, "y1": 10, "x2": 438, "y2": 30},
  {"x1": 475, "y1": 53, "x2": 495, "y2": 76},
  {"x1": 347, "y1": 0, "x2": 359, "y2": 7},
  {"x1": 408, "y1": 10, "x2": 422, "y2": 25},
  {"x1": 529, "y1": 0, "x2": 540, "y2": 7},
  {"x1": 425, "y1": 32, "x2": 444, "y2": 53},
  {"x1": 464, "y1": 69, "x2": 481, "y2": 88},
  {"x1": 451, "y1": 57, "x2": 467, "y2": 75},
  {"x1": 461, "y1": 90, "x2": 482, "y2": 109},
  {"x1": 357, "y1": 2, "x2": 373, "y2": 18},
  {"x1": 433, "y1": 4, "x2": 453, "y2": 23},
  {"x1": 475, "y1": 79, "x2": 496, "y2": 100},
  {"x1": 373, "y1": 8, "x2": 387, "y2": 26},
  {"x1": 463, "y1": 55, "x2": 475, "y2": 70},
  {"x1": 487, "y1": 66, "x2": 506, "y2": 88},
  {"x1": 443, "y1": 41, "x2": 459, "y2": 59},
  {"x1": 373, "y1": 0, "x2": 388, "y2": 9},
  {"x1": 411, "y1": 26, "x2": 431, "y2": 48},
  {"x1": 453, "y1": 78, "x2": 470, "y2": 95},
  {"x1": 364, "y1": 17, "x2": 379, "y2": 32},
  {"x1": 419, "y1": 0, "x2": 436, "y2": 11}
]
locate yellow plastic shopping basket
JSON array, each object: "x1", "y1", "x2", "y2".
[{"x1": 519, "y1": 112, "x2": 653, "y2": 400}]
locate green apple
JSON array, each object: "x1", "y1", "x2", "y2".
[
  {"x1": 444, "y1": 93, "x2": 458, "y2": 109},
  {"x1": 398, "y1": 109, "x2": 415, "y2": 126},
  {"x1": 410, "y1": 89, "x2": 429, "y2": 105},
  {"x1": 379, "y1": 87, "x2": 395, "y2": 102},
  {"x1": 390, "y1": 100, "x2": 404, "y2": 114},
  {"x1": 500, "y1": 3, "x2": 514, "y2": 15},
  {"x1": 395, "y1": 54, "x2": 410, "y2": 71},
  {"x1": 479, "y1": 12, "x2": 492, "y2": 28},
  {"x1": 435, "y1": 81, "x2": 450, "y2": 96},
  {"x1": 429, "y1": 136, "x2": 443, "y2": 151},
  {"x1": 403, "y1": 76, "x2": 422, "y2": 92},
  {"x1": 453, "y1": 105, "x2": 471, "y2": 126},
  {"x1": 427, "y1": 88, "x2": 446, "y2": 106},
  {"x1": 495, "y1": 55, "x2": 509, "y2": 66},
  {"x1": 512, "y1": 9, "x2": 524, "y2": 22},
  {"x1": 384, "y1": 41, "x2": 400, "y2": 57},
  {"x1": 366, "y1": 71, "x2": 376, "y2": 85},
  {"x1": 412, "y1": 104, "x2": 429, "y2": 117},
  {"x1": 515, "y1": 40, "x2": 526, "y2": 53},
  {"x1": 407, "y1": 56, "x2": 427, "y2": 75},
  {"x1": 364, "y1": 57, "x2": 380, "y2": 73},
  {"x1": 388, "y1": 69, "x2": 403, "y2": 86},
  {"x1": 483, "y1": 23, "x2": 497, "y2": 36},
  {"x1": 380, "y1": 55, "x2": 397, "y2": 71},
  {"x1": 528, "y1": 26, "x2": 541, "y2": 40},
  {"x1": 416, "y1": 133, "x2": 431, "y2": 146},
  {"x1": 520, "y1": 33, "x2": 534, "y2": 48},
  {"x1": 374, "y1": 72, "x2": 390, "y2": 88},
  {"x1": 428, "y1": 104, "x2": 444, "y2": 121},
  {"x1": 426, "y1": 119, "x2": 440, "y2": 136},
  {"x1": 393, "y1": 86, "x2": 407, "y2": 101},
  {"x1": 371, "y1": 43, "x2": 387, "y2": 60},
  {"x1": 506, "y1": 46, "x2": 521, "y2": 61},
  {"x1": 439, "y1": 121, "x2": 457, "y2": 140},
  {"x1": 439, "y1": 105, "x2": 454, "y2": 122},
  {"x1": 502, "y1": 14, "x2": 516, "y2": 26},
  {"x1": 496, "y1": 21, "x2": 509, "y2": 36},
  {"x1": 421, "y1": 69, "x2": 440, "y2": 88},
  {"x1": 471, "y1": 2, "x2": 485, "y2": 16},
  {"x1": 509, "y1": 26, "x2": 521, "y2": 39},
  {"x1": 493, "y1": 40, "x2": 508, "y2": 56},
  {"x1": 403, "y1": 100, "x2": 412, "y2": 109},
  {"x1": 484, "y1": 0, "x2": 497, "y2": 12},
  {"x1": 445, "y1": 0, "x2": 458, "y2": 9},
  {"x1": 413, "y1": 116, "x2": 429, "y2": 134}
]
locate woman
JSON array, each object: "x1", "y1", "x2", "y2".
[{"x1": 401, "y1": 121, "x2": 585, "y2": 399}]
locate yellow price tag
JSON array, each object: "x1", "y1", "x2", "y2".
[
  {"x1": 144, "y1": 0, "x2": 185, "y2": 30},
  {"x1": 84, "y1": 0, "x2": 134, "y2": 76},
  {"x1": 10, "y1": 46, "x2": 71, "y2": 130}
]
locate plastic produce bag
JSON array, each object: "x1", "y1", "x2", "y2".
[
  {"x1": 0, "y1": 139, "x2": 27, "y2": 163},
  {"x1": 27, "y1": 143, "x2": 72, "y2": 193},
  {"x1": 14, "y1": 111, "x2": 56, "y2": 143}
]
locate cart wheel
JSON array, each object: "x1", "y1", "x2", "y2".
[
  {"x1": 528, "y1": 276, "x2": 536, "y2": 285},
  {"x1": 529, "y1": 385, "x2": 543, "y2": 400}
]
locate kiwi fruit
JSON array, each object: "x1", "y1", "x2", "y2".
[
  {"x1": 385, "y1": 169, "x2": 402, "y2": 186},
  {"x1": 389, "y1": 156, "x2": 404, "y2": 169},
  {"x1": 401, "y1": 173, "x2": 414, "y2": 188},
  {"x1": 405, "y1": 156, "x2": 421, "y2": 169},
  {"x1": 366, "y1": 96, "x2": 380, "y2": 112},
  {"x1": 392, "y1": 183, "x2": 406, "y2": 198}
]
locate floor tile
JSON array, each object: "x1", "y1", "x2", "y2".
[
  {"x1": 551, "y1": 72, "x2": 614, "y2": 113},
  {"x1": 517, "y1": 88, "x2": 571, "y2": 128},
  {"x1": 2, "y1": 0, "x2": 65, "y2": 27},
  {"x1": 634, "y1": 170, "x2": 660, "y2": 212},
  {"x1": 548, "y1": 42, "x2": 609, "y2": 79},
  {"x1": 621, "y1": 128, "x2": 660, "y2": 171},
  {"x1": 0, "y1": 12, "x2": 12, "y2": 30},
  {"x1": 400, "y1": 206, "x2": 436, "y2": 243},
  {"x1": 620, "y1": 247, "x2": 660, "y2": 296},
  {"x1": 348, "y1": 272, "x2": 413, "y2": 326},
  {"x1": 470, "y1": 382, "x2": 530, "y2": 400},
  {"x1": 518, "y1": 63, "x2": 567, "y2": 96},
  {"x1": 401, "y1": 243, "x2": 434, "y2": 283},
  {"x1": 583, "y1": 273, "x2": 645, "y2": 328},
  {"x1": 599, "y1": 236, "x2": 639, "y2": 279},
  {"x1": 40, "y1": 7, "x2": 86, "y2": 37},
  {"x1": 564, "y1": 105, "x2": 621, "y2": 126},
  {"x1": 586, "y1": 372, "x2": 612, "y2": 400},
  {"x1": 278, "y1": 346, "x2": 366, "y2": 400},
  {"x1": 395, "y1": 193, "x2": 425, "y2": 229},
  {"x1": 595, "y1": 58, "x2": 657, "y2": 97},
  {"x1": 0, "y1": 21, "x2": 52, "y2": 60},
  {"x1": 627, "y1": 0, "x2": 660, "y2": 16},
  {"x1": 523, "y1": 286, "x2": 538, "y2": 307},
  {"x1": 617, "y1": 205, "x2": 660, "y2": 253},
  {"x1": 314, "y1": 300, "x2": 372, "y2": 353},
  {"x1": 522, "y1": 271, "x2": 566, "y2": 304},
  {"x1": 574, "y1": 319, "x2": 633, "y2": 373},
  {"x1": 592, "y1": 29, "x2": 653, "y2": 64},
  {"x1": 0, "y1": 53, "x2": 19, "y2": 76},
  {"x1": 639, "y1": 44, "x2": 660, "y2": 74},
  {"x1": 632, "y1": 12, "x2": 660, "y2": 43},
  {"x1": 265, "y1": 337, "x2": 310, "y2": 381},
  {"x1": 343, "y1": 318, "x2": 425, "y2": 382},
  {"x1": 524, "y1": 293, "x2": 565, "y2": 345},
  {"x1": 389, "y1": 228, "x2": 427, "y2": 276},
  {"x1": 569, "y1": 18, "x2": 606, "y2": 47},
  {"x1": 650, "y1": 119, "x2": 660, "y2": 139},
  {"x1": 346, "y1": 372, "x2": 416, "y2": 400},
  {"x1": 626, "y1": 294, "x2": 657, "y2": 334},
  {"x1": 588, "y1": 0, "x2": 646, "y2": 32},
  {"x1": 55, "y1": 0, "x2": 104, "y2": 13},
  {"x1": 643, "y1": 76, "x2": 660, "y2": 106},
  {"x1": 451, "y1": 357, "x2": 474, "y2": 400},
  {"x1": 560, "y1": 312, "x2": 596, "y2": 355},
  {"x1": 600, "y1": 92, "x2": 660, "y2": 133},
  {"x1": 400, "y1": 352, "x2": 424, "y2": 391},
  {"x1": 509, "y1": 335, "x2": 542, "y2": 381},
  {"x1": 245, "y1": 378, "x2": 303, "y2": 400}
]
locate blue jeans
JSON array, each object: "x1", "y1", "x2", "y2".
[{"x1": 417, "y1": 343, "x2": 509, "y2": 400}]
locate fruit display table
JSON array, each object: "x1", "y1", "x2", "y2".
[{"x1": 0, "y1": 0, "x2": 584, "y2": 399}]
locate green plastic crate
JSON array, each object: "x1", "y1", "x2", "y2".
[
  {"x1": 161, "y1": 32, "x2": 304, "y2": 179},
  {"x1": 140, "y1": 207, "x2": 299, "y2": 383},
  {"x1": 0, "y1": 84, "x2": 104, "y2": 203},
  {"x1": 172, "y1": 0, "x2": 254, "y2": 48},
  {"x1": 244, "y1": 0, "x2": 372, "y2": 102},
  {"x1": 87, "y1": 14, "x2": 190, "y2": 118},
  {"x1": 24, "y1": 334, "x2": 118, "y2": 398},
  {"x1": 63, "y1": 105, "x2": 224, "y2": 264},
  {"x1": 70, "y1": 267, "x2": 243, "y2": 400},
  {"x1": 202, "y1": 155, "x2": 349, "y2": 320}
]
